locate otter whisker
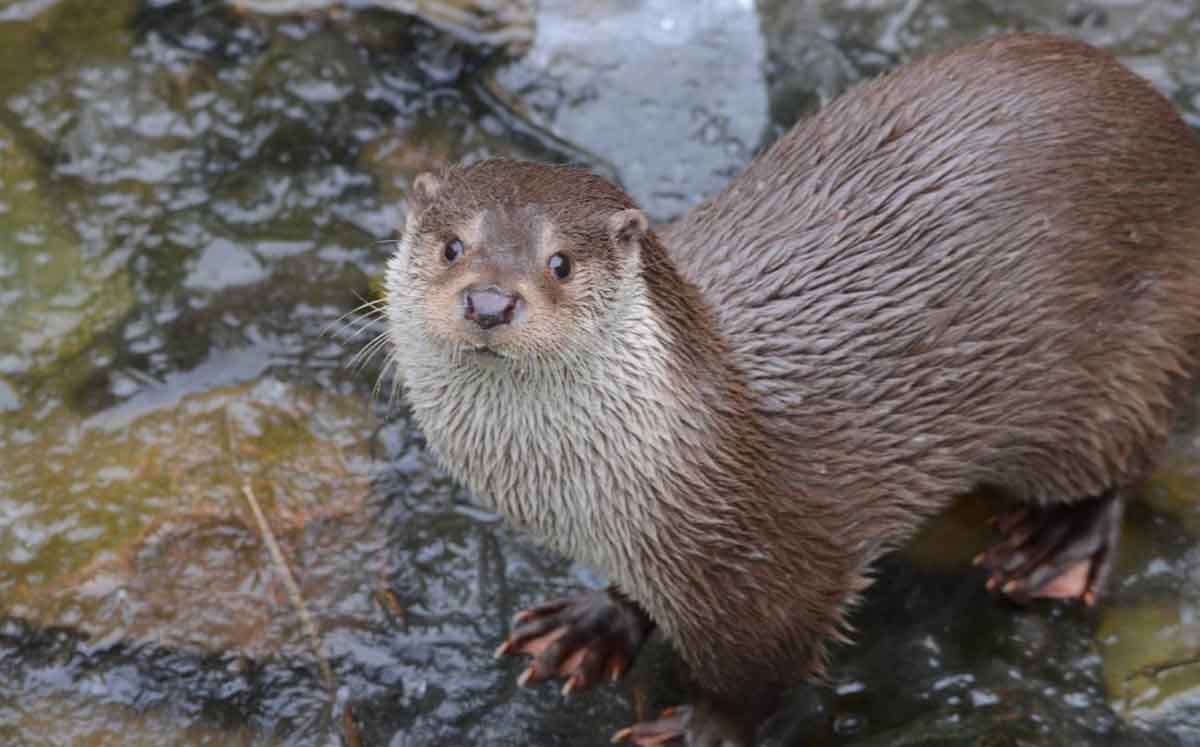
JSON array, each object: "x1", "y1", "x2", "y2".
[
  {"x1": 321, "y1": 297, "x2": 388, "y2": 340},
  {"x1": 338, "y1": 313, "x2": 388, "y2": 345},
  {"x1": 350, "y1": 331, "x2": 393, "y2": 372}
]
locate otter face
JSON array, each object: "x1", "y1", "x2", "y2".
[{"x1": 385, "y1": 160, "x2": 649, "y2": 365}]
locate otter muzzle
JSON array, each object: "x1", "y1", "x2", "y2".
[{"x1": 463, "y1": 286, "x2": 521, "y2": 330}]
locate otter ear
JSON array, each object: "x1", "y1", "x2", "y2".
[
  {"x1": 607, "y1": 208, "x2": 648, "y2": 254},
  {"x1": 408, "y1": 172, "x2": 442, "y2": 211}
]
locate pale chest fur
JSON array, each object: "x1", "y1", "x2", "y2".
[{"x1": 399, "y1": 306, "x2": 696, "y2": 597}]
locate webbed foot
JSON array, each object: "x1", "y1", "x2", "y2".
[
  {"x1": 611, "y1": 703, "x2": 755, "y2": 747},
  {"x1": 611, "y1": 706, "x2": 689, "y2": 746},
  {"x1": 977, "y1": 491, "x2": 1123, "y2": 605}
]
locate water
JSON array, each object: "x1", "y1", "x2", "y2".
[{"x1": 1, "y1": 0, "x2": 1198, "y2": 744}]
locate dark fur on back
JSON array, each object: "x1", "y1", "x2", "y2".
[{"x1": 666, "y1": 32, "x2": 1200, "y2": 522}]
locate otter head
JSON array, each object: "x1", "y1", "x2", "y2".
[{"x1": 385, "y1": 159, "x2": 650, "y2": 367}]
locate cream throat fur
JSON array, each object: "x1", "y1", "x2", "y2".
[{"x1": 388, "y1": 231, "x2": 712, "y2": 601}]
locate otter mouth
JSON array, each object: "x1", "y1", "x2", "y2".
[{"x1": 466, "y1": 344, "x2": 503, "y2": 359}]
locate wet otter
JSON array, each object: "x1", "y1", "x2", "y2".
[{"x1": 382, "y1": 33, "x2": 1200, "y2": 746}]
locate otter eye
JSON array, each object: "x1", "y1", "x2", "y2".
[
  {"x1": 443, "y1": 238, "x2": 464, "y2": 263},
  {"x1": 548, "y1": 252, "x2": 572, "y2": 280}
]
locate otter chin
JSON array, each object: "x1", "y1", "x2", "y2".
[
  {"x1": 381, "y1": 33, "x2": 1200, "y2": 747},
  {"x1": 467, "y1": 345, "x2": 503, "y2": 359}
]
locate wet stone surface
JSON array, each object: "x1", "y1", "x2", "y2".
[{"x1": 0, "y1": 0, "x2": 1198, "y2": 745}]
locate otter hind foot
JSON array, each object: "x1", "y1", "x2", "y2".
[
  {"x1": 611, "y1": 706, "x2": 689, "y2": 746},
  {"x1": 612, "y1": 703, "x2": 756, "y2": 747},
  {"x1": 976, "y1": 491, "x2": 1124, "y2": 606},
  {"x1": 496, "y1": 586, "x2": 653, "y2": 693}
]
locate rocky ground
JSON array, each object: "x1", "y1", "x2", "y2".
[{"x1": 1, "y1": 1, "x2": 1199, "y2": 744}]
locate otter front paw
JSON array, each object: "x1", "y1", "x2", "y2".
[{"x1": 495, "y1": 586, "x2": 653, "y2": 694}]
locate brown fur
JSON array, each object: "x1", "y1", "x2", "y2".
[
  {"x1": 385, "y1": 32, "x2": 1200, "y2": 714},
  {"x1": 667, "y1": 33, "x2": 1200, "y2": 516}
]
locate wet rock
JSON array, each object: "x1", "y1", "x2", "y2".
[
  {"x1": 764, "y1": 554, "x2": 1169, "y2": 746},
  {"x1": 0, "y1": 689, "x2": 266, "y2": 747},
  {"x1": 184, "y1": 237, "x2": 269, "y2": 291},
  {"x1": 1, "y1": 0, "x2": 1200, "y2": 745},
  {"x1": 0, "y1": 123, "x2": 135, "y2": 379},
  {"x1": 1096, "y1": 482, "x2": 1200, "y2": 742},
  {"x1": 754, "y1": 0, "x2": 864, "y2": 133},
  {"x1": 1140, "y1": 458, "x2": 1200, "y2": 538},
  {"x1": 488, "y1": 0, "x2": 769, "y2": 220},
  {"x1": 1100, "y1": 600, "x2": 1200, "y2": 726},
  {"x1": 2, "y1": 378, "x2": 374, "y2": 634},
  {"x1": 361, "y1": 121, "x2": 458, "y2": 205},
  {"x1": 225, "y1": 0, "x2": 536, "y2": 56},
  {"x1": 360, "y1": 113, "x2": 535, "y2": 207},
  {"x1": 0, "y1": 616, "x2": 345, "y2": 746},
  {"x1": 0, "y1": 372, "x2": 386, "y2": 744},
  {"x1": 0, "y1": 1, "x2": 136, "y2": 100},
  {"x1": 0, "y1": 378, "x2": 18, "y2": 411},
  {"x1": 763, "y1": 0, "x2": 1200, "y2": 132}
]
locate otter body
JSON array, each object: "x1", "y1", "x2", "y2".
[{"x1": 385, "y1": 33, "x2": 1200, "y2": 745}]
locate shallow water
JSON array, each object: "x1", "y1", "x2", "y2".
[{"x1": 1, "y1": 0, "x2": 1199, "y2": 745}]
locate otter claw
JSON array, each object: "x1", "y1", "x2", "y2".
[
  {"x1": 979, "y1": 493, "x2": 1123, "y2": 604},
  {"x1": 495, "y1": 588, "x2": 653, "y2": 695},
  {"x1": 517, "y1": 666, "x2": 535, "y2": 687},
  {"x1": 610, "y1": 706, "x2": 691, "y2": 746}
]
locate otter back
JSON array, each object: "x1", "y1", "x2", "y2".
[{"x1": 665, "y1": 32, "x2": 1200, "y2": 515}]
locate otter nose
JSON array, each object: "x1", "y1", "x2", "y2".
[{"x1": 463, "y1": 286, "x2": 520, "y2": 330}]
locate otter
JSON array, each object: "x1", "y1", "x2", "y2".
[{"x1": 382, "y1": 33, "x2": 1200, "y2": 746}]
